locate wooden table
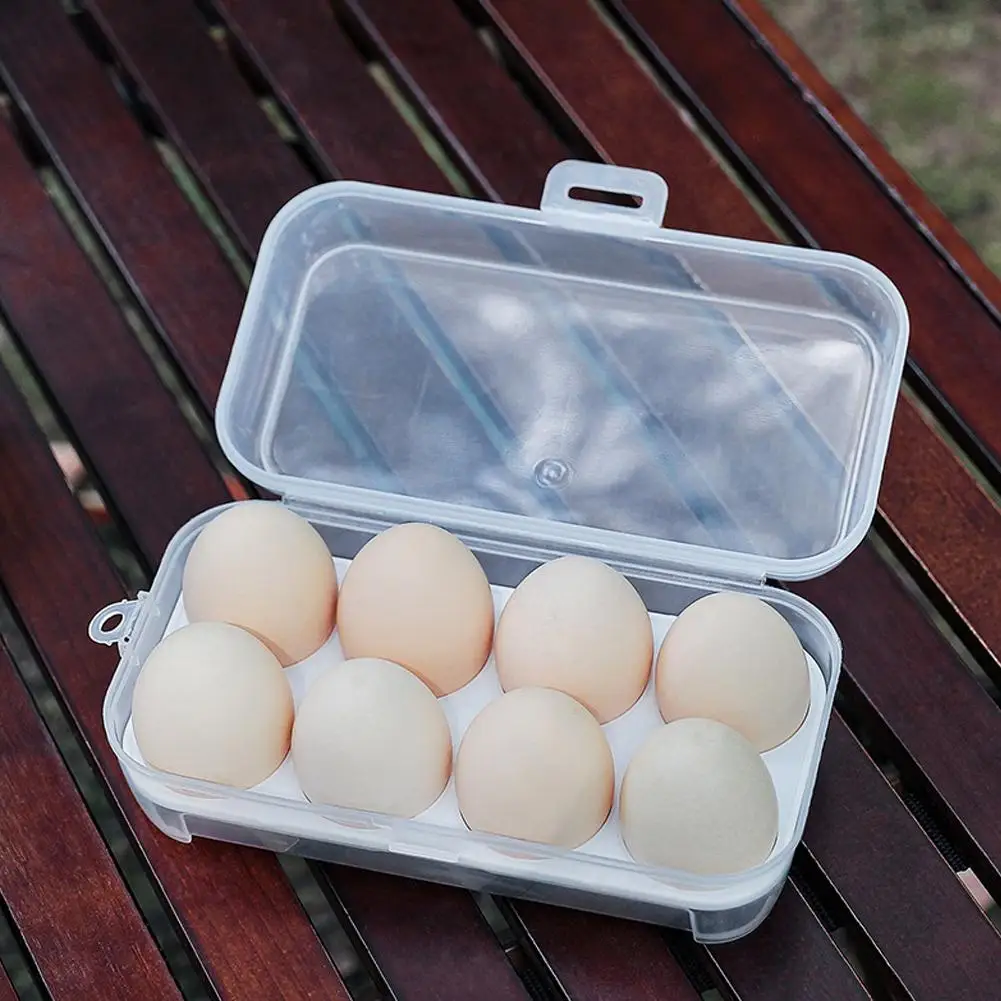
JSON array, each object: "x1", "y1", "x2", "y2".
[{"x1": 2, "y1": 1, "x2": 1001, "y2": 998}]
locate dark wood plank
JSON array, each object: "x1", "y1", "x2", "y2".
[
  {"x1": 26, "y1": 3, "x2": 539, "y2": 995},
  {"x1": 332, "y1": 870, "x2": 530, "y2": 1001},
  {"x1": 879, "y1": 401, "x2": 1001, "y2": 669},
  {"x1": 78, "y1": 0, "x2": 309, "y2": 256},
  {"x1": 0, "y1": 116, "x2": 228, "y2": 563},
  {"x1": 212, "y1": 0, "x2": 450, "y2": 193},
  {"x1": 0, "y1": 0, "x2": 245, "y2": 409},
  {"x1": 0, "y1": 641, "x2": 182, "y2": 1001},
  {"x1": 707, "y1": 885, "x2": 869, "y2": 1001},
  {"x1": 334, "y1": 0, "x2": 565, "y2": 205},
  {"x1": 0, "y1": 966, "x2": 16, "y2": 1001},
  {"x1": 795, "y1": 528, "x2": 1001, "y2": 900},
  {"x1": 801, "y1": 717, "x2": 1001, "y2": 1000},
  {"x1": 510, "y1": 903, "x2": 700, "y2": 1001},
  {"x1": 609, "y1": 0, "x2": 1001, "y2": 474},
  {"x1": 0, "y1": 359, "x2": 350, "y2": 1001},
  {"x1": 79, "y1": 0, "x2": 307, "y2": 255}
]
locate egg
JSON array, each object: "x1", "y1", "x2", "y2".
[
  {"x1": 292, "y1": 658, "x2": 452, "y2": 817},
  {"x1": 183, "y1": 502, "x2": 337, "y2": 666},
  {"x1": 131, "y1": 622, "x2": 294, "y2": 788},
  {"x1": 656, "y1": 591, "x2": 810, "y2": 751},
  {"x1": 494, "y1": 556, "x2": 653, "y2": 722},
  {"x1": 455, "y1": 687, "x2": 614, "y2": 848},
  {"x1": 620, "y1": 718, "x2": 779, "y2": 874},
  {"x1": 336, "y1": 523, "x2": 494, "y2": 696}
]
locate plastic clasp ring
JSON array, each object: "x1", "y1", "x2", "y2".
[{"x1": 88, "y1": 592, "x2": 147, "y2": 649}]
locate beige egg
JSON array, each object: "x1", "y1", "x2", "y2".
[
  {"x1": 656, "y1": 591, "x2": 809, "y2": 751},
  {"x1": 456, "y1": 687, "x2": 614, "y2": 848},
  {"x1": 494, "y1": 556, "x2": 653, "y2": 722},
  {"x1": 336, "y1": 523, "x2": 494, "y2": 696},
  {"x1": 132, "y1": 622, "x2": 294, "y2": 788},
  {"x1": 183, "y1": 502, "x2": 337, "y2": 666},
  {"x1": 292, "y1": 658, "x2": 452, "y2": 817},
  {"x1": 620, "y1": 718, "x2": 779, "y2": 874}
]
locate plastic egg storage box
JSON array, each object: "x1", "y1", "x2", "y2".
[{"x1": 93, "y1": 161, "x2": 908, "y2": 943}]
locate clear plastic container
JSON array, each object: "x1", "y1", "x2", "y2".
[{"x1": 90, "y1": 161, "x2": 908, "y2": 942}]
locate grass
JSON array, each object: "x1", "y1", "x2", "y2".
[{"x1": 764, "y1": 0, "x2": 1001, "y2": 273}]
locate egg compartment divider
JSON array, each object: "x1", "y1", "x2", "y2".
[{"x1": 107, "y1": 539, "x2": 835, "y2": 927}]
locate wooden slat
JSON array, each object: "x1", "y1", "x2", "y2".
[
  {"x1": 509, "y1": 903, "x2": 701, "y2": 1001},
  {"x1": 335, "y1": 0, "x2": 565, "y2": 205},
  {"x1": 212, "y1": 0, "x2": 451, "y2": 193},
  {"x1": 609, "y1": 0, "x2": 1001, "y2": 474},
  {"x1": 801, "y1": 718, "x2": 1001, "y2": 1000},
  {"x1": 878, "y1": 401, "x2": 1001, "y2": 671},
  {"x1": 0, "y1": 0, "x2": 245, "y2": 410},
  {"x1": 0, "y1": 117, "x2": 228, "y2": 563},
  {"x1": 0, "y1": 640, "x2": 183, "y2": 1001},
  {"x1": 14, "y1": 2, "x2": 537, "y2": 996},
  {"x1": 80, "y1": 0, "x2": 307, "y2": 255},
  {"x1": 795, "y1": 533, "x2": 1001, "y2": 899},
  {"x1": 0, "y1": 352, "x2": 350, "y2": 1001},
  {"x1": 707, "y1": 885, "x2": 869, "y2": 1001},
  {"x1": 332, "y1": 870, "x2": 530, "y2": 1001},
  {"x1": 0, "y1": 966, "x2": 17, "y2": 1001}
]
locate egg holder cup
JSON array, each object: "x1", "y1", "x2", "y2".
[{"x1": 92, "y1": 161, "x2": 908, "y2": 942}]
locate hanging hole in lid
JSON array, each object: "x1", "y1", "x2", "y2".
[
  {"x1": 567, "y1": 186, "x2": 641, "y2": 209},
  {"x1": 88, "y1": 598, "x2": 141, "y2": 645},
  {"x1": 100, "y1": 612, "x2": 124, "y2": 635}
]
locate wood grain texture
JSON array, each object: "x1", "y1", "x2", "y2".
[
  {"x1": 77, "y1": 0, "x2": 308, "y2": 255},
  {"x1": 335, "y1": 0, "x2": 566, "y2": 205},
  {"x1": 0, "y1": 361, "x2": 349, "y2": 1000},
  {"x1": 707, "y1": 885, "x2": 869, "y2": 1001},
  {"x1": 801, "y1": 717, "x2": 1001, "y2": 1000},
  {"x1": 610, "y1": 0, "x2": 1001, "y2": 473},
  {"x1": 510, "y1": 903, "x2": 701, "y2": 1001},
  {"x1": 212, "y1": 0, "x2": 451, "y2": 193},
  {"x1": 0, "y1": 0, "x2": 245, "y2": 409},
  {"x1": 332, "y1": 870, "x2": 530, "y2": 1001},
  {"x1": 0, "y1": 641, "x2": 182, "y2": 1001},
  {"x1": 0, "y1": 117, "x2": 228, "y2": 563},
  {"x1": 879, "y1": 401, "x2": 1001, "y2": 667},
  {"x1": 79, "y1": 0, "x2": 308, "y2": 255}
]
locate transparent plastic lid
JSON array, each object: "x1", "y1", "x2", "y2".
[{"x1": 216, "y1": 162, "x2": 908, "y2": 582}]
